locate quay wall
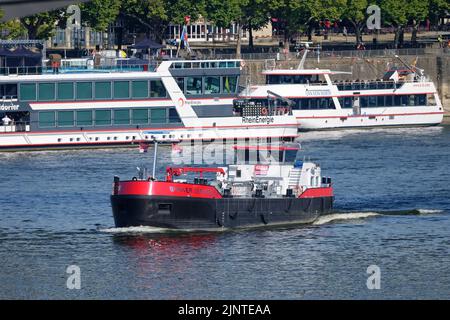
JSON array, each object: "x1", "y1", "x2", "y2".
[{"x1": 243, "y1": 54, "x2": 450, "y2": 123}]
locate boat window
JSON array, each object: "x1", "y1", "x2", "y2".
[
  {"x1": 169, "y1": 108, "x2": 181, "y2": 123},
  {"x1": 385, "y1": 95, "x2": 393, "y2": 106},
  {"x1": 94, "y1": 109, "x2": 111, "y2": 126},
  {"x1": 150, "y1": 108, "x2": 166, "y2": 123},
  {"x1": 38, "y1": 83, "x2": 55, "y2": 101},
  {"x1": 415, "y1": 94, "x2": 426, "y2": 106},
  {"x1": 113, "y1": 109, "x2": 130, "y2": 125},
  {"x1": 58, "y1": 111, "x2": 74, "y2": 127},
  {"x1": 76, "y1": 82, "x2": 93, "y2": 100},
  {"x1": 186, "y1": 77, "x2": 203, "y2": 95},
  {"x1": 150, "y1": 80, "x2": 167, "y2": 97},
  {"x1": 132, "y1": 81, "x2": 148, "y2": 99},
  {"x1": 114, "y1": 81, "x2": 130, "y2": 99},
  {"x1": 368, "y1": 96, "x2": 377, "y2": 107},
  {"x1": 176, "y1": 77, "x2": 185, "y2": 93},
  {"x1": 38, "y1": 111, "x2": 55, "y2": 127},
  {"x1": 222, "y1": 76, "x2": 238, "y2": 94},
  {"x1": 401, "y1": 95, "x2": 408, "y2": 106},
  {"x1": 20, "y1": 83, "x2": 36, "y2": 101},
  {"x1": 131, "y1": 109, "x2": 148, "y2": 124},
  {"x1": 76, "y1": 110, "x2": 92, "y2": 126},
  {"x1": 394, "y1": 95, "x2": 401, "y2": 106},
  {"x1": 407, "y1": 95, "x2": 415, "y2": 106},
  {"x1": 0, "y1": 83, "x2": 18, "y2": 98},
  {"x1": 377, "y1": 95, "x2": 385, "y2": 107},
  {"x1": 360, "y1": 96, "x2": 368, "y2": 108},
  {"x1": 57, "y1": 82, "x2": 74, "y2": 100},
  {"x1": 95, "y1": 81, "x2": 112, "y2": 100},
  {"x1": 204, "y1": 76, "x2": 220, "y2": 94}
]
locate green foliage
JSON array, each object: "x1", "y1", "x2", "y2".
[
  {"x1": 80, "y1": 0, "x2": 121, "y2": 31},
  {"x1": 0, "y1": 19, "x2": 27, "y2": 39},
  {"x1": 380, "y1": 0, "x2": 408, "y2": 27},
  {"x1": 428, "y1": 0, "x2": 449, "y2": 24},
  {"x1": 205, "y1": 0, "x2": 246, "y2": 28},
  {"x1": 20, "y1": 9, "x2": 68, "y2": 40}
]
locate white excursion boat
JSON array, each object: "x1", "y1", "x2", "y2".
[
  {"x1": 0, "y1": 59, "x2": 298, "y2": 151},
  {"x1": 238, "y1": 46, "x2": 444, "y2": 131}
]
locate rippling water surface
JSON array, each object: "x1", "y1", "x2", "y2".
[{"x1": 0, "y1": 126, "x2": 449, "y2": 299}]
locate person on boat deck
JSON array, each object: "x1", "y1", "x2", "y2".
[{"x1": 2, "y1": 114, "x2": 12, "y2": 126}]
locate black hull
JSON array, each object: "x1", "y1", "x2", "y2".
[{"x1": 111, "y1": 195, "x2": 334, "y2": 230}]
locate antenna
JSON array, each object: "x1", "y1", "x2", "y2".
[
  {"x1": 297, "y1": 42, "x2": 312, "y2": 70},
  {"x1": 394, "y1": 54, "x2": 424, "y2": 79},
  {"x1": 152, "y1": 141, "x2": 158, "y2": 178}
]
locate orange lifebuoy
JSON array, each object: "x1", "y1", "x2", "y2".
[{"x1": 261, "y1": 107, "x2": 268, "y2": 116}]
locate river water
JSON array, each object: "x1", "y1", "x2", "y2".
[{"x1": 0, "y1": 126, "x2": 449, "y2": 299}]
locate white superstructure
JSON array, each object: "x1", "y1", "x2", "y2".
[
  {"x1": 0, "y1": 59, "x2": 298, "y2": 150},
  {"x1": 239, "y1": 51, "x2": 444, "y2": 130}
]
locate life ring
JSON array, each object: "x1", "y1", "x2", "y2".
[
  {"x1": 178, "y1": 97, "x2": 185, "y2": 107},
  {"x1": 261, "y1": 107, "x2": 268, "y2": 116}
]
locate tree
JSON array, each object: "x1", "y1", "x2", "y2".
[
  {"x1": 406, "y1": 0, "x2": 429, "y2": 43},
  {"x1": 341, "y1": 0, "x2": 368, "y2": 45},
  {"x1": 241, "y1": 0, "x2": 274, "y2": 51},
  {"x1": 80, "y1": 0, "x2": 121, "y2": 32},
  {"x1": 269, "y1": 0, "x2": 310, "y2": 50},
  {"x1": 428, "y1": 0, "x2": 449, "y2": 25},
  {"x1": 120, "y1": 0, "x2": 205, "y2": 43},
  {"x1": 205, "y1": 0, "x2": 248, "y2": 57},
  {"x1": 380, "y1": 0, "x2": 408, "y2": 48},
  {"x1": 20, "y1": 9, "x2": 68, "y2": 40}
]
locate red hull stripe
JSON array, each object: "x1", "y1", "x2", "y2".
[
  {"x1": 30, "y1": 96, "x2": 234, "y2": 105},
  {"x1": 299, "y1": 187, "x2": 334, "y2": 198},
  {"x1": 118, "y1": 181, "x2": 223, "y2": 199},
  {"x1": 295, "y1": 111, "x2": 444, "y2": 119},
  {"x1": 0, "y1": 123, "x2": 298, "y2": 136},
  {"x1": 241, "y1": 92, "x2": 436, "y2": 99},
  {"x1": 0, "y1": 134, "x2": 298, "y2": 148}
]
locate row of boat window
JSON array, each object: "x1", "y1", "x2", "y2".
[
  {"x1": 175, "y1": 76, "x2": 239, "y2": 95},
  {"x1": 339, "y1": 94, "x2": 434, "y2": 108},
  {"x1": 14, "y1": 75, "x2": 239, "y2": 102},
  {"x1": 335, "y1": 81, "x2": 403, "y2": 91},
  {"x1": 19, "y1": 80, "x2": 167, "y2": 102},
  {"x1": 38, "y1": 108, "x2": 181, "y2": 128},
  {"x1": 248, "y1": 94, "x2": 434, "y2": 110},
  {"x1": 170, "y1": 61, "x2": 240, "y2": 69}
]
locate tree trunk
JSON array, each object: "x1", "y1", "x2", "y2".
[
  {"x1": 411, "y1": 21, "x2": 419, "y2": 44},
  {"x1": 307, "y1": 24, "x2": 313, "y2": 42},
  {"x1": 236, "y1": 22, "x2": 242, "y2": 59},
  {"x1": 399, "y1": 27, "x2": 404, "y2": 47},
  {"x1": 394, "y1": 26, "x2": 402, "y2": 48}
]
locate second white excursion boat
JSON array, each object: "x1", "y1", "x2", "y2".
[{"x1": 238, "y1": 47, "x2": 444, "y2": 131}]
